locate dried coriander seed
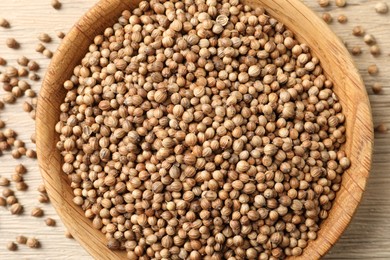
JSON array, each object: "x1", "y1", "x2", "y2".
[
  {"x1": 375, "y1": 2, "x2": 388, "y2": 14},
  {"x1": 352, "y1": 26, "x2": 365, "y2": 36},
  {"x1": 51, "y1": 0, "x2": 62, "y2": 9},
  {"x1": 337, "y1": 14, "x2": 348, "y2": 23},
  {"x1": 6, "y1": 38, "x2": 19, "y2": 49},
  {"x1": 375, "y1": 123, "x2": 388, "y2": 133},
  {"x1": 65, "y1": 230, "x2": 73, "y2": 239},
  {"x1": 57, "y1": 31, "x2": 65, "y2": 39},
  {"x1": 17, "y1": 56, "x2": 29, "y2": 66},
  {"x1": 322, "y1": 12, "x2": 332, "y2": 23},
  {"x1": 364, "y1": 34, "x2": 376, "y2": 45},
  {"x1": 372, "y1": 82, "x2": 383, "y2": 94},
  {"x1": 31, "y1": 207, "x2": 44, "y2": 217},
  {"x1": 16, "y1": 235, "x2": 27, "y2": 244},
  {"x1": 26, "y1": 237, "x2": 40, "y2": 248},
  {"x1": 0, "y1": 176, "x2": 10, "y2": 186},
  {"x1": 9, "y1": 203, "x2": 23, "y2": 215},
  {"x1": 368, "y1": 64, "x2": 379, "y2": 75},
  {"x1": 6, "y1": 242, "x2": 17, "y2": 251},
  {"x1": 335, "y1": 0, "x2": 346, "y2": 7},
  {"x1": 45, "y1": 217, "x2": 56, "y2": 226},
  {"x1": 38, "y1": 33, "x2": 52, "y2": 43},
  {"x1": 35, "y1": 43, "x2": 45, "y2": 53},
  {"x1": 318, "y1": 0, "x2": 330, "y2": 7},
  {"x1": 43, "y1": 49, "x2": 53, "y2": 58},
  {"x1": 27, "y1": 60, "x2": 40, "y2": 71},
  {"x1": 370, "y1": 45, "x2": 381, "y2": 56},
  {"x1": 0, "y1": 17, "x2": 10, "y2": 28},
  {"x1": 0, "y1": 197, "x2": 6, "y2": 206}
]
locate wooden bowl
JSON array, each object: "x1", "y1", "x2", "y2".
[{"x1": 36, "y1": 0, "x2": 373, "y2": 259}]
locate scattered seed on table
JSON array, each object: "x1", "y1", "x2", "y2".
[
  {"x1": 335, "y1": 0, "x2": 346, "y2": 7},
  {"x1": 337, "y1": 14, "x2": 348, "y2": 23},
  {"x1": 38, "y1": 193, "x2": 49, "y2": 203},
  {"x1": 16, "y1": 235, "x2": 27, "y2": 244},
  {"x1": 0, "y1": 176, "x2": 10, "y2": 186},
  {"x1": 27, "y1": 60, "x2": 39, "y2": 71},
  {"x1": 23, "y1": 101, "x2": 33, "y2": 112},
  {"x1": 45, "y1": 217, "x2": 56, "y2": 226},
  {"x1": 318, "y1": 0, "x2": 330, "y2": 7},
  {"x1": 15, "y1": 164, "x2": 27, "y2": 174},
  {"x1": 0, "y1": 57, "x2": 7, "y2": 65},
  {"x1": 0, "y1": 119, "x2": 5, "y2": 128},
  {"x1": 37, "y1": 183, "x2": 47, "y2": 193},
  {"x1": 35, "y1": 43, "x2": 45, "y2": 53},
  {"x1": 322, "y1": 12, "x2": 333, "y2": 23},
  {"x1": 364, "y1": 34, "x2": 376, "y2": 45},
  {"x1": 65, "y1": 229, "x2": 73, "y2": 239},
  {"x1": 28, "y1": 72, "x2": 40, "y2": 81},
  {"x1": 372, "y1": 82, "x2": 383, "y2": 94},
  {"x1": 368, "y1": 64, "x2": 379, "y2": 75},
  {"x1": 17, "y1": 56, "x2": 29, "y2": 66},
  {"x1": 26, "y1": 149, "x2": 37, "y2": 158},
  {"x1": 375, "y1": 2, "x2": 388, "y2": 14},
  {"x1": 352, "y1": 26, "x2": 365, "y2": 36},
  {"x1": 51, "y1": 0, "x2": 62, "y2": 9},
  {"x1": 18, "y1": 67, "x2": 28, "y2": 77},
  {"x1": 370, "y1": 45, "x2": 381, "y2": 56},
  {"x1": 38, "y1": 33, "x2": 51, "y2": 43},
  {"x1": 9, "y1": 203, "x2": 23, "y2": 215},
  {"x1": 26, "y1": 237, "x2": 40, "y2": 248},
  {"x1": 6, "y1": 38, "x2": 19, "y2": 49},
  {"x1": 6, "y1": 196, "x2": 18, "y2": 205},
  {"x1": 0, "y1": 18, "x2": 10, "y2": 28},
  {"x1": 6, "y1": 242, "x2": 17, "y2": 251},
  {"x1": 376, "y1": 123, "x2": 388, "y2": 133},
  {"x1": 56, "y1": 31, "x2": 65, "y2": 39},
  {"x1": 11, "y1": 173, "x2": 23, "y2": 182},
  {"x1": 43, "y1": 49, "x2": 53, "y2": 58},
  {"x1": 15, "y1": 182, "x2": 28, "y2": 191},
  {"x1": 3, "y1": 93, "x2": 16, "y2": 104},
  {"x1": 0, "y1": 197, "x2": 6, "y2": 206},
  {"x1": 31, "y1": 207, "x2": 44, "y2": 217}
]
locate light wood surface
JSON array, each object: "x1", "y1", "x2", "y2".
[{"x1": 0, "y1": 0, "x2": 388, "y2": 259}]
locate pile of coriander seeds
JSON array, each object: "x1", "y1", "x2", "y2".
[{"x1": 55, "y1": 0, "x2": 350, "y2": 259}]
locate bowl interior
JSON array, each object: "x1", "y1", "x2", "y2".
[{"x1": 36, "y1": 0, "x2": 373, "y2": 259}]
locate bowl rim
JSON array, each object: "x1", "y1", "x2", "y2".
[{"x1": 36, "y1": 0, "x2": 373, "y2": 259}]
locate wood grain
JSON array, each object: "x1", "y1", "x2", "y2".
[{"x1": 0, "y1": 0, "x2": 388, "y2": 259}]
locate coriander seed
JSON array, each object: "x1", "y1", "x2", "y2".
[
  {"x1": 335, "y1": 0, "x2": 346, "y2": 7},
  {"x1": 38, "y1": 33, "x2": 52, "y2": 43},
  {"x1": 0, "y1": 17, "x2": 10, "y2": 28},
  {"x1": 6, "y1": 242, "x2": 17, "y2": 251},
  {"x1": 372, "y1": 82, "x2": 382, "y2": 94},
  {"x1": 45, "y1": 217, "x2": 56, "y2": 226},
  {"x1": 368, "y1": 64, "x2": 379, "y2": 75},
  {"x1": 6, "y1": 38, "x2": 19, "y2": 49},
  {"x1": 370, "y1": 45, "x2": 381, "y2": 56},
  {"x1": 26, "y1": 237, "x2": 40, "y2": 248},
  {"x1": 16, "y1": 235, "x2": 27, "y2": 244},
  {"x1": 9, "y1": 203, "x2": 23, "y2": 215},
  {"x1": 31, "y1": 207, "x2": 44, "y2": 217},
  {"x1": 352, "y1": 26, "x2": 364, "y2": 36},
  {"x1": 318, "y1": 0, "x2": 330, "y2": 7},
  {"x1": 51, "y1": 0, "x2": 62, "y2": 9},
  {"x1": 364, "y1": 34, "x2": 376, "y2": 45},
  {"x1": 375, "y1": 2, "x2": 388, "y2": 14},
  {"x1": 337, "y1": 14, "x2": 348, "y2": 23},
  {"x1": 375, "y1": 123, "x2": 388, "y2": 133}
]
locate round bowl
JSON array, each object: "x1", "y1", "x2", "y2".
[{"x1": 36, "y1": 0, "x2": 373, "y2": 259}]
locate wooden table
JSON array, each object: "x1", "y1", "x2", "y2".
[{"x1": 0, "y1": 0, "x2": 389, "y2": 259}]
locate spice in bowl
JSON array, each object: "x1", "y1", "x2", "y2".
[{"x1": 56, "y1": 0, "x2": 351, "y2": 258}]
